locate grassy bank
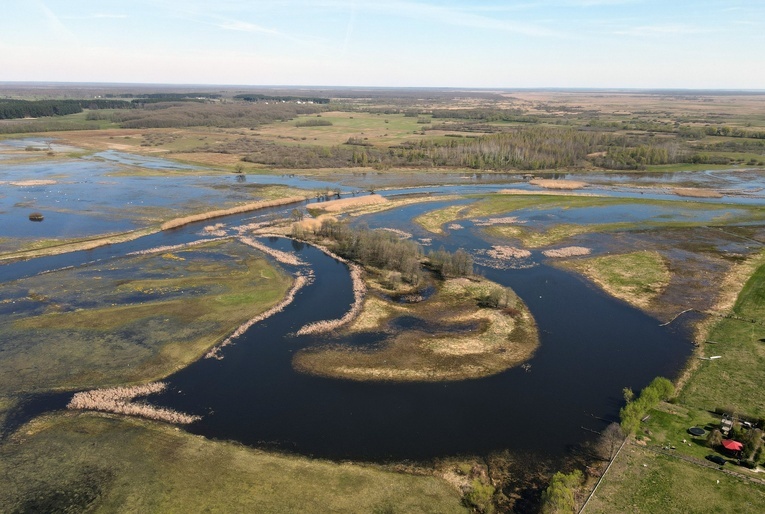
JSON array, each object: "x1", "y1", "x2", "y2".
[
  {"x1": 585, "y1": 252, "x2": 765, "y2": 512},
  {"x1": 0, "y1": 412, "x2": 465, "y2": 513},
  {"x1": 559, "y1": 251, "x2": 671, "y2": 310},
  {"x1": 294, "y1": 276, "x2": 539, "y2": 382},
  {"x1": 0, "y1": 240, "x2": 292, "y2": 395}
]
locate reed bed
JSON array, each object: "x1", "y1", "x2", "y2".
[
  {"x1": 542, "y1": 246, "x2": 592, "y2": 258},
  {"x1": 295, "y1": 246, "x2": 366, "y2": 336},
  {"x1": 529, "y1": 178, "x2": 587, "y2": 190},
  {"x1": 8, "y1": 179, "x2": 58, "y2": 186},
  {"x1": 239, "y1": 236, "x2": 304, "y2": 265},
  {"x1": 471, "y1": 216, "x2": 522, "y2": 226},
  {"x1": 672, "y1": 187, "x2": 724, "y2": 199},
  {"x1": 160, "y1": 196, "x2": 306, "y2": 231},
  {"x1": 127, "y1": 237, "x2": 229, "y2": 257},
  {"x1": 497, "y1": 189, "x2": 597, "y2": 197},
  {"x1": 205, "y1": 273, "x2": 311, "y2": 360},
  {"x1": 234, "y1": 220, "x2": 275, "y2": 235},
  {"x1": 68, "y1": 382, "x2": 201, "y2": 424},
  {"x1": 377, "y1": 227, "x2": 413, "y2": 239},
  {"x1": 485, "y1": 245, "x2": 532, "y2": 259},
  {"x1": 311, "y1": 194, "x2": 387, "y2": 213},
  {"x1": 201, "y1": 223, "x2": 227, "y2": 237}
]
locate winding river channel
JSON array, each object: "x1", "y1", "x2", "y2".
[
  {"x1": 2, "y1": 201, "x2": 693, "y2": 464},
  {"x1": 9, "y1": 146, "x2": 762, "y2": 463}
]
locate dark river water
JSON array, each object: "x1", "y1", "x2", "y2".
[{"x1": 2, "y1": 188, "x2": 694, "y2": 464}]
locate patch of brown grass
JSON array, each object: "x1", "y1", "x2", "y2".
[
  {"x1": 673, "y1": 188, "x2": 724, "y2": 199},
  {"x1": 161, "y1": 196, "x2": 306, "y2": 230},
  {"x1": 310, "y1": 194, "x2": 388, "y2": 213},
  {"x1": 529, "y1": 178, "x2": 587, "y2": 190}
]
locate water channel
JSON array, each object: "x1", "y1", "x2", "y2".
[{"x1": 4, "y1": 144, "x2": 760, "y2": 464}]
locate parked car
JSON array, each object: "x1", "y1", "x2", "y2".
[{"x1": 706, "y1": 455, "x2": 726, "y2": 466}]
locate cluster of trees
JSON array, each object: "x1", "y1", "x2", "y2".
[
  {"x1": 427, "y1": 247, "x2": 473, "y2": 278},
  {"x1": 0, "y1": 99, "x2": 131, "y2": 119},
  {"x1": 295, "y1": 119, "x2": 332, "y2": 127},
  {"x1": 540, "y1": 470, "x2": 583, "y2": 514},
  {"x1": 241, "y1": 141, "x2": 356, "y2": 168},
  {"x1": 403, "y1": 127, "x2": 611, "y2": 170},
  {"x1": 593, "y1": 144, "x2": 680, "y2": 170},
  {"x1": 314, "y1": 221, "x2": 425, "y2": 284},
  {"x1": 111, "y1": 102, "x2": 322, "y2": 129},
  {"x1": 234, "y1": 94, "x2": 330, "y2": 104},
  {"x1": 428, "y1": 108, "x2": 537, "y2": 124},
  {"x1": 619, "y1": 377, "x2": 675, "y2": 434}
]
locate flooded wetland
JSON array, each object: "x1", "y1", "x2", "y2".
[{"x1": 2, "y1": 87, "x2": 765, "y2": 513}]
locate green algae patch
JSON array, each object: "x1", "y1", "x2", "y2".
[
  {"x1": 0, "y1": 240, "x2": 292, "y2": 395},
  {"x1": 294, "y1": 276, "x2": 539, "y2": 382},
  {"x1": 0, "y1": 412, "x2": 465, "y2": 514}
]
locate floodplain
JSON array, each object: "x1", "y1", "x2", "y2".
[{"x1": 1, "y1": 86, "x2": 764, "y2": 512}]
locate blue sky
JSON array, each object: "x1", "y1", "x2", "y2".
[{"x1": 2, "y1": 0, "x2": 763, "y2": 88}]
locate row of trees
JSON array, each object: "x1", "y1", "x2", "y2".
[
  {"x1": 0, "y1": 99, "x2": 131, "y2": 119},
  {"x1": 619, "y1": 377, "x2": 675, "y2": 434}
]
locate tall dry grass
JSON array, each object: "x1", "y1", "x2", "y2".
[
  {"x1": 311, "y1": 194, "x2": 387, "y2": 213},
  {"x1": 542, "y1": 246, "x2": 592, "y2": 258},
  {"x1": 68, "y1": 382, "x2": 200, "y2": 424},
  {"x1": 160, "y1": 196, "x2": 306, "y2": 231},
  {"x1": 239, "y1": 236, "x2": 304, "y2": 265},
  {"x1": 127, "y1": 237, "x2": 230, "y2": 256},
  {"x1": 471, "y1": 216, "x2": 523, "y2": 226}
]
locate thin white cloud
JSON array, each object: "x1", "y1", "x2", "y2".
[
  {"x1": 35, "y1": 1, "x2": 78, "y2": 42},
  {"x1": 217, "y1": 20, "x2": 280, "y2": 34},
  {"x1": 354, "y1": 0, "x2": 561, "y2": 37},
  {"x1": 613, "y1": 24, "x2": 711, "y2": 37}
]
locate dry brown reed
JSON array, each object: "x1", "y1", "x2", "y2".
[
  {"x1": 205, "y1": 273, "x2": 311, "y2": 359},
  {"x1": 311, "y1": 194, "x2": 387, "y2": 213},
  {"x1": 8, "y1": 179, "x2": 58, "y2": 186},
  {"x1": 202, "y1": 223, "x2": 227, "y2": 237},
  {"x1": 529, "y1": 178, "x2": 587, "y2": 190},
  {"x1": 68, "y1": 382, "x2": 201, "y2": 424},
  {"x1": 127, "y1": 237, "x2": 229, "y2": 257},
  {"x1": 497, "y1": 189, "x2": 598, "y2": 197},
  {"x1": 471, "y1": 216, "x2": 523, "y2": 226},
  {"x1": 542, "y1": 246, "x2": 592, "y2": 258},
  {"x1": 239, "y1": 236, "x2": 304, "y2": 265},
  {"x1": 160, "y1": 196, "x2": 306, "y2": 231},
  {"x1": 485, "y1": 245, "x2": 532, "y2": 259},
  {"x1": 672, "y1": 188, "x2": 724, "y2": 199}
]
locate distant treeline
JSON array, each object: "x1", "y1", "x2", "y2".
[
  {"x1": 0, "y1": 99, "x2": 132, "y2": 119},
  {"x1": 104, "y1": 92, "x2": 222, "y2": 99},
  {"x1": 234, "y1": 94, "x2": 330, "y2": 104},
  {"x1": 111, "y1": 102, "x2": 323, "y2": 129}
]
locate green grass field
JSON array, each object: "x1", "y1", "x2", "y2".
[
  {"x1": 586, "y1": 253, "x2": 765, "y2": 512},
  {"x1": 0, "y1": 412, "x2": 465, "y2": 513}
]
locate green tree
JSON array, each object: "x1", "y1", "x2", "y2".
[{"x1": 540, "y1": 470, "x2": 583, "y2": 513}]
